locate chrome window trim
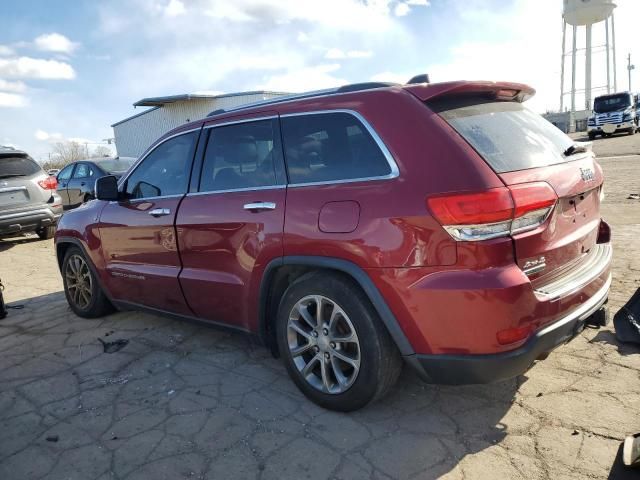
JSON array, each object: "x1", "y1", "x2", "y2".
[
  {"x1": 117, "y1": 126, "x2": 202, "y2": 191},
  {"x1": 0, "y1": 186, "x2": 27, "y2": 193},
  {"x1": 280, "y1": 109, "x2": 400, "y2": 188},
  {"x1": 187, "y1": 184, "x2": 286, "y2": 197},
  {"x1": 203, "y1": 115, "x2": 278, "y2": 130},
  {"x1": 108, "y1": 193, "x2": 185, "y2": 204}
]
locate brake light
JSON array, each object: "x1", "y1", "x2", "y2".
[
  {"x1": 38, "y1": 176, "x2": 58, "y2": 190},
  {"x1": 496, "y1": 325, "x2": 532, "y2": 345},
  {"x1": 427, "y1": 182, "x2": 557, "y2": 241}
]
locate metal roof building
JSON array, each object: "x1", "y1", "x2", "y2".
[{"x1": 111, "y1": 90, "x2": 288, "y2": 158}]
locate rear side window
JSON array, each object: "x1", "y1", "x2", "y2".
[
  {"x1": 200, "y1": 119, "x2": 279, "y2": 192},
  {"x1": 430, "y1": 99, "x2": 575, "y2": 173},
  {"x1": 0, "y1": 156, "x2": 41, "y2": 177},
  {"x1": 73, "y1": 164, "x2": 91, "y2": 178},
  {"x1": 281, "y1": 112, "x2": 392, "y2": 184}
]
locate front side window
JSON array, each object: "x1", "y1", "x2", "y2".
[
  {"x1": 124, "y1": 131, "x2": 197, "y2": 199},
  {"x1": 281, "y1": 112, "x2": 392, "y2": 184},
  {"x1": 200, "y1": 119, "x2": 278, "y2": 192},
  {"x1": 73, "y1": 164, "x2": 90, "y2": 179},
  {"x1": 57, "y1": 164, "x2": 74, "y2": 181}
]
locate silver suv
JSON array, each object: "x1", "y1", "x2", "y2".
[{"x1": 0, "y1": 146, "x2": 63, "y2": 240}]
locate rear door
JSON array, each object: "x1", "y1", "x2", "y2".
[
  {"x1": 99, "y1": 128, "x2": 200, "y2": 315},
  {"x1": 175, "y1": 114, "x2": 286, "y2": 330},
  {"x1": 432, "y1": 98, "x2": 603, "y2": 277},
  {"x1": 56, "y1": 164, "x2": 75, "y2": 208}
]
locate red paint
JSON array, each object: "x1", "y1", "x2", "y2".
[{"x1": 55, "y1": 80, "x2": 612, "y2": 362}]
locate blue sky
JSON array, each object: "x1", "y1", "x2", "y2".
[{"x1": 1, "y1": 0, "x2": 639, "y2": 161}]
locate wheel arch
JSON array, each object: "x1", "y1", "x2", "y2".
[{"x1": 258, "y1": 256, "x2": 415, "y2": 357}]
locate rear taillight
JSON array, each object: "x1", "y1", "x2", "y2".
[
  {"x1": 427, "y1": 182, "x2": 557, "y2": 241},
  {"x1": 38, "y1": 176, "x2": 58, "y2": 190}
]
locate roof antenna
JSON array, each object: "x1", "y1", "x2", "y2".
[{"x1": 407, "y1": 74, "x2": 430, "y2": 84}]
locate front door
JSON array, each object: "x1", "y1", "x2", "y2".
[
  {"x1": 176, "y1": 115, "x2": 286, "y2": 331},
  {"x1": 55, "y1": 163, "x2": 75, "y2": 208},
  {"x1": 67, "y1": 163, "x2": 92, "y2": 208},
  {"x1": 99, "y1": 129, "x2": 200, "y2": 315}
]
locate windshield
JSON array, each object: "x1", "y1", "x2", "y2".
[
  {"x1": 430, "y1": 99, "x2": 575, "y2": 174},
  {"x1": 593, "y1": 94, "x2": 632, "y2": 113},
  {"x1": 97, "y1": 158, "x2": 136, "y2": 173},
  {"x1": 0, "y1": 156, "x2": 41, "y2": 177}
]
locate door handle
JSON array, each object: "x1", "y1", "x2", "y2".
[
  {"x1": 243, "y1": 202, "x2": 276, "y2": 212},
  {"x1": 148, "y1": 208, "x2": 171, "y2": 217},
  {"x1": 80, "y1": 182, "x2": 86, "y2": 186}
]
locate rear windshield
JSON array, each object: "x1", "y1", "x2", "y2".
[
  {"x1": 430, "y1": 99, "x2": 574, "y2": 173},
  {"x1": 96, "y1": 158, "x2": 135, "y2": 173},
  {"x1": 0, "y1": 156, "x2": 41, "y2": 178},
  {"x1": 593, "y1": 93, "x2": 631, "y2": 113}
]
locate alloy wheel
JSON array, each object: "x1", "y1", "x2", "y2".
[
  {"x1": 287, "y1": 295, "x2": 361, "y2": 394},
  {"x1": 65, "y1": 254, "x2": 93, "y2": 310}
]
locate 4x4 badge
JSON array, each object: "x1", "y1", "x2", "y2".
[{"x1": 580, "y1": 167, "x2": 595, "y2": 182}]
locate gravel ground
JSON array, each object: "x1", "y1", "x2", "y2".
[{"x1": 0, "y1": 134, "x2": 639, "y2": 480}]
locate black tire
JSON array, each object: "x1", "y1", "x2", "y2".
[
  {"x1": 276, "y1": 271, "x2": 402, "y2": 412},
  {"x1": 588, "y1": 132, "x2": 596, "y2": 140},
  {"x1": 629, "y1": 127, "x2": 636, "y2": 135},
  {"x1": 62, "y1": 246, "x2": 114, "y2": 318},
  {"x1": 36, "y1": 225, "x2": 56, "y2": 240}
]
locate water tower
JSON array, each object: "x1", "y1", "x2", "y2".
[{"x1": 560, "y1": 0, "x2": 617, "y2": 113}]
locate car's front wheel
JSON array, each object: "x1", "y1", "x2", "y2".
[
  {"x1": 36, "y1": 225, "x2": 56, "y2": 240},
  {"x1": 62, "y1": 246, "x2": 113, "y2": 318},
  {"x1": 276, "y1": 272, "x2": 401, "y2": 411}
]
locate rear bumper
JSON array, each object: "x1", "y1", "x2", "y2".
[
  {"x1": 407, "y1": 274, "x2": 611, "y2": 384},
  {"x1": 0, "y1": 205, "x2": 63, "y2": 235}
]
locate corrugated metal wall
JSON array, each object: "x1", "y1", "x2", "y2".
[{"x1": 113, "y1": 92, "x2": 284, "y2": 158}]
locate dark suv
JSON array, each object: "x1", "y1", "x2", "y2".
[
  {"x1": 55, "y1": 79, "x2": 612, "y2": 411},
  {"x1": 1, "y1": 146, "x2": 62, "y2": 239}
]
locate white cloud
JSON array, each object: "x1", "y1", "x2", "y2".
[
  {"x1": 0, "y1": 92, "x2": 27, "y2": 108},
  {"x1": 34, "y1": 33, "x2": 79, "y2": 54},
  {"x1": 325, "y1": 48, "x2": 373, "y2": 59},
  {"x1": 192, "y1": 89, "x2": 225, "y2": 95},
  {"x1": 164, "y1": 0, "x2": 186, "y2": 17},
  {"x1": 35, "y1": 129, "x2": 63, "y2": 141},
  {"x1": 370, "y1": 71, "x2": 411, "y2": 84},
  {"x1": 394, "y1": 3, "x2": 410, "y2": 16},
  {"x1": 0, "y1": 45, "x2": 13, "y2": 56},
  {"x1": 0, "y1": 79, "x2": 27, "y2": 93},
  {"x1": 407, "y1": 0, "x2": 430, "y2": 5},
  {"x1": 297, "y1": 32, "x2": 309, "y2": 43},
  {"x1": 0, "y1": 57, "x2": 75, "y2": 79},
  {"x1": 259, "y1": 64, "x2": 346, "y2": 92}
]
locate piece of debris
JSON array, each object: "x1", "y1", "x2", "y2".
[
  {"x1": 572, "y1": 429, "x2": 580, "y2": 436},
  {"x1": 614, "y1": 288, "x2": 640, "y2": 345},
  {"x1": 536, "y1": 392, "x2": 543, "y2": 397},
  {"x1": 46, "y1": 435, "x2": 59, "y2": 442},
  {"x1": 623, "y1": 433, "x2": 640, "y2": 467},
  {"x1": 168, "y1": 390, "x2": 175, "y2": 396},
  {"x1": 110, "y1": 435, "x2": 119, "y2": 441},
  {"x1": 628, "y1": 193, "x2": 640, "y2": 200},
  {"x1": 98, "y1": 338, "x2": 129, "y2": 353}
]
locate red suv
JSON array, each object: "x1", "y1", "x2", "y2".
[{"x1": 55, "y1": 79, "x2": 612, "y2": 411}]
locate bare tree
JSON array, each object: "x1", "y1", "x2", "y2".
[
  {"x1": 51, "y1": 141, "x2": 86, "y2": 166},
  {"x1": 90, "y1": 146, "x2": 112, "y2": 158}
]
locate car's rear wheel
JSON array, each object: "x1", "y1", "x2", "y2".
[
  {"x1": 36, "y1": 225, "x2": 56, "y2": 240},
  {"x1": 276, "y1": 272, "x2": 401, "y2": 411},
  {"x1": 62, "y1": 246, "x2": 113, "y2": 318}
]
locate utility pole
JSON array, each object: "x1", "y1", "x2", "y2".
[{"x1": 628, "y1": 53, "x2": 635, "y2": 92}]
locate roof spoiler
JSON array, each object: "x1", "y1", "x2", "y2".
[{"x1": 405, "y1": 81, "x2": 536, "y2": 104}]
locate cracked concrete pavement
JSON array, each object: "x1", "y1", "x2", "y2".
[{"x1": 1, "y1": 135, "x2": 639, "y2": 479}]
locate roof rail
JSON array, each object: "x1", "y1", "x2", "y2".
[{"x1": 205, "y1": 81, "x2": 401, "y2": 118}]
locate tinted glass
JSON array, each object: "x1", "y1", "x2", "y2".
[
  {"x1": 57, "y1": 164, "x2": 74, "y2": 181},
  {"x1": 200, "y1": 120, "x2": 278, "y2": 192},
  {"x1": 593, "y1": 93, "x2": 632, "y2": 113},
  {"x1": 125, "y1": 132, "x2": 197, "y2": 199},
  {"x1": 432, "y1": 100, "x2": 575, "y2": 173},
  {"x1": 97, "y1": 158, "x2": 135, "y2": 174},
  {"x1": 0, "y1": 156, "x2": 41, "y2": 177},
  {"x1": 73, "y1": 164, "x2": 90, "y2": 178},
  {"x1": 281, "y1": 112, "x2": 391, "y2": 184}
]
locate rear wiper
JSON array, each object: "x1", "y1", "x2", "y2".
[
  {"x1": 0, "y1": 174, "x2": 27, "y2": 179},
  {"x1": 563, "y1": 143, "x2": 589, "y2": 157}
]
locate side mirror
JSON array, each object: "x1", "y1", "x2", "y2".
[{"x1": 95, "y1": 175, "x2": 119, "y2": 201}]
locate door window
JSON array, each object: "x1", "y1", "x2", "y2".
[
  {"x1": 199, "y1": 119, "x2": 279, "y2": 192},
  {"x1": 124, "y1": 131, "x2": 198, "y2": 200},
  {"x1": 57, "y1": 164, "x2": 74, "y2": 181},
  {"x1": 280, "y1": 112, "x2": 392, "y2": 184},
  {"x1": 73, "y1": 164, "x2": 90, "y2": 179}
]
